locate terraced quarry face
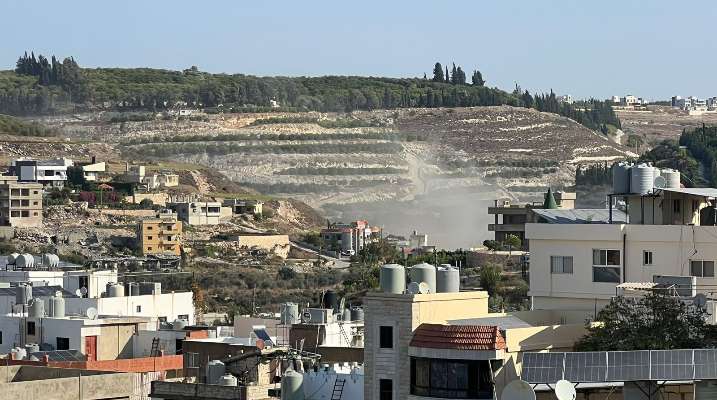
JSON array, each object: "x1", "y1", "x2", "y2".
[{"x1": 45, "y1": 107, "x2": 633, "y2": 248}]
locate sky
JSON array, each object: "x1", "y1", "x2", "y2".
[{"x1": 1, "y1": 0, "x2": 715, "y2": 100}]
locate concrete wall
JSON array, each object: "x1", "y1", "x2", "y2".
[
  {"x1": 527, "y1": 223, "x2": 717, "y2": 310},
  {"x1": 65, "y1": 291, "x2": 195, "y2": 325},
  {"x1": 0, "y1": 366, "x2": 135, "y2": 400},
  {"x1": 237, "y1": 234, "x2": 290, "y2": 258},
  {"x1": 133, "y1": 329, "x2": 184, "y2": 357},
  {"x1": 97, "y1": 324, "x2": 136, "y2": 360},
  {"x1": 123, "y1": 193, "x2": 169, "y2": 207}
]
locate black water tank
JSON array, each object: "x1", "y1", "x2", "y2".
[{"x1": 323, "y1": 290, "x2": 338, "y2": 312}]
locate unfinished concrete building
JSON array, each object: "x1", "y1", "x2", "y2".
[
  {"x1": 0, "y1": 176, "x2": 43, "y2": 227},
  {"x1": 137, "y1": 211, "x2": 182, "y2": 256}
]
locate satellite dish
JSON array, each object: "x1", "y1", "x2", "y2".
[
  {"x1": 501, "y1": 380, "x2": 536, "y2": 400},
  {"x1": 255, "y1": 339, "x2": 265, "y2": 350},
  {"x1": 407, "y1": 282, "x2": 421, "y2": 294},
  {"x1": 80, "y1": 287, "x2": 88, "y2": 296},
  {"x1": 555, "y1": 379, "x2": 576, "y2": 400},
  {"x1": 86, "y1": 307, "x2": 98, "y2": 320},
  {"x1": 54, "y1": 291, "x2": 63, "y2": 298},
  {"x1": 695, "y1": 293, "x2": 708, "y2": 308},
  {"x1": 418, "y1": 282, "x2": 430, "y2": 294},
  {"x1": 75, "y1": 289, "x2": 82, "y2": 297},
  {"x1": 654, "y1": 175, "x2": 667, "y2": 189}
]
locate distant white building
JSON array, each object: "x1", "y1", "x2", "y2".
[
  {"x1": 558, "y1": 94, "x2": 574, "y2": 104},
  {"x1": 8, "y1": 158, "x2": 74, "y2": 188}
]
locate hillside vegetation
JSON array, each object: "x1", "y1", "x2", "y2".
[{"x1": 0, "y1": 114, "x2": 55, "y2": 137}]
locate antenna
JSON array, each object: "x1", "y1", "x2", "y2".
[
  {"x1": 501, "y1": 380, "x2": 536, "y2": 400},
  {"x1": 555, "y1": 380, "x2": 576, "y2": 400}
]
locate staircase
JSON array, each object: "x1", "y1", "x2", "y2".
[
  {"x1": 150, "y1": 337, "x2": 161, "y2": 357},
  {"x1": 331, "y1": 377, "x2": 346, "y2": 400}
]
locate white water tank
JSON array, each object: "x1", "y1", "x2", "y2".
[
  {"x1": 25, "y1": 343, "x2": 40, "y2": 354},
  {"x1": 218, "y1": 373, "x2": 238, "y2": 387},
  {"x1": 11, "y1": 347, "x2": 27, "y2": 360},
  {"x1": 280, "y1": 302, "x2": 299, "y2": 325},
  {"x1": 281, "y1": 369, "x2": 305, "y2": 400},
  {"x1": 206, "y1": 360, "x2": 226, "y2": 385},
  {"x1": 350, "y1": 307, "x2": 364, "y2": 321},
  {"x1": 612, "y1": 162, "x2": 631, "y2": 193},
  {"x1": 16, "y1": 283, "x2": 32, "y2": 305},
  {"x1": 410, "y1": 263, "x2": 436, "y2": 293},
  {"x1": 172, "y1": 319, "x2": 188, "y2": 330},
  {"x1": 108, "y1": 283, "x2": 125, "y2": 297},
  {"x1": 42, "y1": 254, "x2": 59, "y2": 268},
  {"x1": 50, "y1": 295, "x2": 65, "y2": 318},
  {"x1": 342, "y1": 308, "x2": 351, "y2": 322},
  {"x1": 29, "y1": 298, "x2": 44, "y2": 318},
  {"x1": 662, "y1": 169, "x2": 681, "y2": 189},
  {"x1": 16, "y1": 253, "x2": 34, "y2": 269},
  {"x1": 379, "y1": 264, "x2": 405, "y2": 294},
  {"x1": 437, "y1": 266, "x2": 460, "y2": 293},
  {"x1": 630, "y1": 164, "x2": 655, "y2": 194}
]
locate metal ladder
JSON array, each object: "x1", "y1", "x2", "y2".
[
  {"x1": 338, "y1": 322, "x2": 351, "y2": 347},
  {"x1": 150, "y1": 337, "x2": 161, "y2": 357},
  {"x1": 331, "y1": 377, "x2": 346, "y2": 400}
]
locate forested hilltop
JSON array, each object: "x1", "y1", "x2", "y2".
[{"x1": 1, "y1": 52, "x2": 620, "y2": 132}]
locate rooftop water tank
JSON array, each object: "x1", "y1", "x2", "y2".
[
  {"x1": 16, "y1": 283, "x2": 32, "y2": 305},
  {"x1": 25, "y1": 343, "x2": 39, "y2": 354},
  {"x1": 612, "y1": 162, "x2": 631, "y2": 194},
  {"x1": 29, "y1": 298, "x2": 44, "y2": 318},
  {"x1": 126, "y1": 282, "x2": 140, "y2": 296},
  {"x1": 172, "y1": 319, "x2": 188, "y2": 330},
  {"x1": 436, "y1": 266, "x2": 460, "y2": 293},
  {"x1": 218, "y1": 373, "x2": 238, "y2": 387},
  {"x1": 42, "y1": 254, "x2": 59, "y2": 269},
  {"x1": 7, "y1": 253, "x2": 19, "y2": 265},
  {"x1": 281, "y1": 369, "x2": 305, "y2": 400},
  {"x1": 139, "y1": 282, "x2": 161, "y2": 295},
  {"x1": 11, "y1": 347, "x2": 27, "y2": 361},
  {"x1": 50, "y1": 295, "x2": 65, "y2": 318},
  {"x1": 379, "y1": 264, "x2": 405, "y2": 294},
  {"x1": 350, "y1": 307, "x2": 364, "y2": 321},
  {"x1": 16, "y1": 253, "x2": 34, "y2": 269},
  {"x1": 662, "y1": 169, "x2": 681, "y2": 189},
  {"x1": 410, "y1": 263, "x2": 437, "y2": 293},
  {"x1": 206, "y1": 360, "x2": 226, "y2": 385},
  {"x1": 280, "y1": 302, "x2": 299, "y2": 325},
  {"x1": 108, "y1": 283, "x2": 125, "y2": 297},
  {"x1": 323, "y1": 290, "x2": 338, "y2": 312},
  {"x1": 630, "y1": 164, "x2": 655, "y2": 194}
]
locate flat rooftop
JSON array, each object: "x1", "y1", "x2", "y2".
[{"x1": 532, "y1": 208, "x2": 627, "y2": 224}]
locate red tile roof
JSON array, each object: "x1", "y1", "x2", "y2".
[{"x1": 410, "y1": 324, "x2": 506, "y2": 351}]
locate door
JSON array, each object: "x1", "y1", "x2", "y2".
[{"x1": 85, "y1": 335, "x2": 97, "y2": 361}]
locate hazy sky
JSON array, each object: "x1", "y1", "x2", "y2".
[{"x1": 2, "y1": 0, "x2": 715, "y2": 100}]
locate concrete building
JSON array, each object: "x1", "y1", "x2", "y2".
[
  {"x1": 137, "y1": 211, "x2": 182, "y2": 256},
  {"x1": 81, "y1": 161, "x2": 107, "y2": 182},
  {"x1": 527, "y1": 184, "x2": 717, "y2": 315},
  {"x1": 122, "y1": 165, "x2": 179, "y2": 190},
  {"x1": 0, "y1": 176, "x2": 42, "y2": 227},
  {"x1": 321, "y1": 220, "x2": 381, "y2": 256},
  {"x1": 8, "y1": 157, "x2": 73, "y2": 187},
  {"x1": 168, "y1": 201, "x2": 223, "y2": 226},
  {"x1": 363, "y1": 290, "x2": 587, "y2": 400},
  {"x1": 0, "y1": 365, "x2": 136, "y2": 400},
  {"x1": 557, "y1": 94, "x2": 573, "y2": 104},
  {"x1": 488, "y1": 190, "x2": 575, "y2": 249},
  {"x1": 222, "y1": 198, "x2": 263, "y2": 216},
  {"x1": 0, "y1": 264, "x2": 118, "y2": 299}
]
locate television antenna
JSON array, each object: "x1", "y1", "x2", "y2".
[
  {"x1": 501, "y1": 380, "x2": 536, "y2": 400},
  {"x1": 555, "y1": 379, "x2": 576, "y2": 400}
]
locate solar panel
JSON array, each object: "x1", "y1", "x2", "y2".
[
  {"x1": 607, "y1": 351, "x2": 651, "y2": 381},
  {"x1": 31, "y1": 350, "x2": 86, "y2": 362},
  {"x1": 651, "y1": 350, "x2": 693, "y2": 380},
  {"x1": 694, "y1": 349, "x2": 717, "y2": 379},
  {"x1": 521, "y1": 352, "x2": 565, "y2": 383},
  {"x1": 565, "y1": 351, "x2": 607, "y2": 382}
]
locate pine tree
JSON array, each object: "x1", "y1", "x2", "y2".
[
  {"x1": 445, "y1": 66, "x2": 450, "y2": 83},
  {"x1": 432, "y1": 63, "x2": 444, "y2": 82},
  {"x1": 451, "y1": 63, "x2": 458, "y2": 85},
  {"x1": 471, "y1": 70, "x2": 485, "y2": 86},
  {"x1": 456, "y1": 66, "x2": 466, "y2": 85}
]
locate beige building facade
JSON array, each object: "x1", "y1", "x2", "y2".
[
  {"x1": 0, "y1": 176, "x2": 43, "y2": 227},
  {"x1": 137, "y1": 212, "x2": 182, "y2": 256}
]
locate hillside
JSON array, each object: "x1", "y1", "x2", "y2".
[{"x1": 31, "y1": 106, "x2": 634, "y2": 248}]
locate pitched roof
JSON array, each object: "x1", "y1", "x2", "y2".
[{"x1": 409, "y1": 323, "x2": 506, "y2": 351}]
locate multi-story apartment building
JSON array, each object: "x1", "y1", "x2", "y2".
[
  {"x1": 527, "y1": 165, "x2": 717, "y2": 315},
  {"x1": 167, "y1": 201, "x2": 223, "y2": 226},
  {"x1": 137, "y1": 211, "x2": 182, "y2": 256},
  {"x1": 8, "y1": 157, "x2": 73, "y2": 187},
  {"x1": 321, "y1": 220, "x2": 382, "y2": 256},
  {"x1": 0, "y1": 176, "x2": 42, "y2": 227}
]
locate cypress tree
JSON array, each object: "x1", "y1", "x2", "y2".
[{"x1": 432, "y1": 62, "x2": 444, "y2": 82}]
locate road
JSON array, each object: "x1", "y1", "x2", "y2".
[{"x1": 290, "y1": 241, "x2": 351, "y2": 269}]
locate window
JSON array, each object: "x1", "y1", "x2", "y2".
[
  {"x1": 21, "y1": 189, "x2": 29, "y2": 196},
  {"x1": 21, "y1": 211, "x2": 28, "y2": 217},
  {"x1": 10, "y1": 211, "x2": 20, "y2": 217},
  {"x1": 10, "y1": 189, "x2": 20, "y2": 196},
  {"x1": 178, "y1": 314, "x2": 189, "y2": 321},
  {"x1": 411, "y1": 357, "x2": 492, "y2": 398},
  {"x1": 691, "y1": 260, "x2": 715, "y2": 278},
  {"x1": 379, "y1": 379, "x2": 393, "y2": 400},
  {"x1": 56, "y1": 337, "x2": 69, "y2": 350},
  {"x1": 147, "y1": 226, "x2": 153, "y2": 230},
  {"x1": 44, "y1": 170, "x2": 54, "y2": 177},
  {"x1": 379, "y1": 326, "x2": 393, "y2": 349},
  {"x1": 147, "y1": 236, "x2": 153, "y2": 240},
  {"x1": 27, "y1": 321, "x2": 35, "y2": 335},
  {"x1": 592, "y1": 249, "x2": 621, "y2": 283},
  {"x1": 32, "y1": 191, "x2": 39, "y2": 195},
  {"x1": 643, "y1": 251, "x2": 653, "y2": 266},
  {"x1": 147, "y1": 246, "x2": 153, "y2": 251},
  {"x1": 136, "y1": 305, "x2": 142, "y2": 312},
  {"x1": 32, "y1": 201, "x2": 38, "y2": 206},
  {"x1": 550, "y1": 256, "x2": 573, "y2": 274},
  {"x1": 674, "y1": 199, "x2": 681, "y2": 213}
]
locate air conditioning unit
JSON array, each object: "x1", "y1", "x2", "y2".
[{"x1": 302, "y1": 308, "x2": 333, "y2": 324}]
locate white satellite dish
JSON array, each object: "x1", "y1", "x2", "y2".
[
  {"x1": 501, "y1": 380, "x2": 536, "y2": 400},
  {"x1": 54, "y1": 291, "x2": 63, "y2": 298},
  {"x1": 654, "y1": 175, "x2": 667, "y2": 189},
  {"x1": 555, "y1": 379, "x2": 576, "y2": 400},
  {"x1": 695, "y1": 293, "x2": 708, "y2": 308},
  {"x1": 418, "y1": 282, "x2": 430, "y2": 294},
  {"x1": 75, "y1": 289, "x2": 82, "y2": 297},
  {"x1": 407, "y1": 282, "x2": 421, "y2": 294},
  {"x1": 86, "y1": 307, "x2": 98, "y2": 320}
]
